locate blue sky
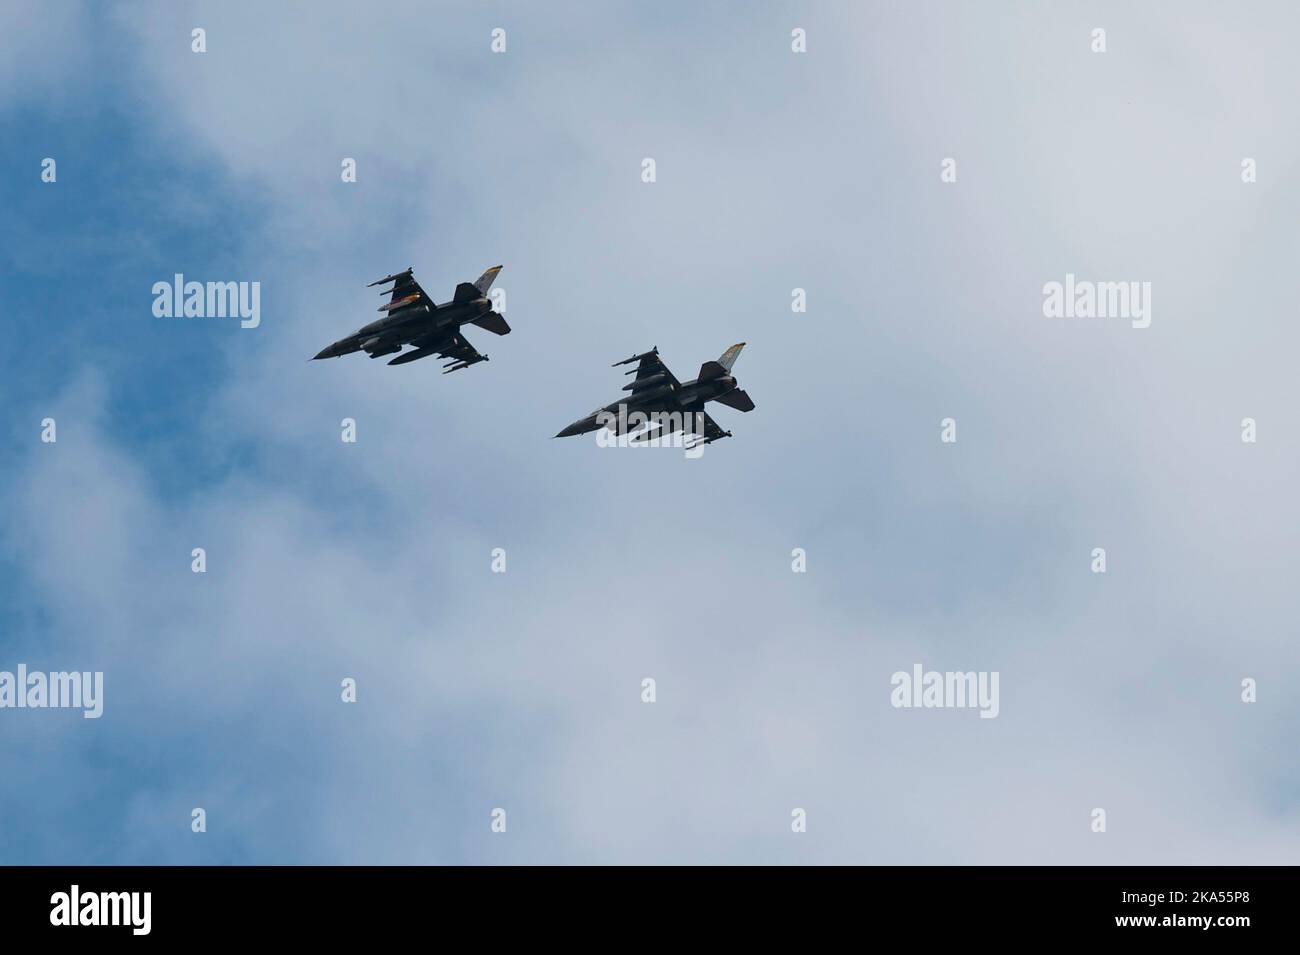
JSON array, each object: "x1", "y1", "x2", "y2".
[{"x1": 1, "y1": 0, "x2": 1297, "y2": 864}]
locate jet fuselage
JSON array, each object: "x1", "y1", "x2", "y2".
[
  {"x1": 314, "y1": 297, "x2": 493, "y2": 360},
  {"x1": 558, "y1": 374, "x2": 738, "y2": 437}
]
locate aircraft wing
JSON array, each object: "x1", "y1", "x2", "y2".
[
  {"x1": 635, "y1": 351, "x2": 679, "y2": 389},
  {"x1": 686, "y1": 411, "x2": 732, "y2": 447},
  {"x1": 435, "y1": 333, "x2": 486, "y2": 365},
  {"x1": 372, "y1": 268, "x2": 436, "y2": 313},
  {"x1": 613, "y1": 347, "x2": 680, "y2": 390},
  {"x1": 630, "y1": 406, "x2": 731, "y2": 446},
  {"x1": 388, "y1": 330, "x2": 489, "y2": 371}
]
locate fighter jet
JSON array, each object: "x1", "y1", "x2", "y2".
[
  {"x1": 555, "y1": 343, "x2": 754, "y2": 447},
  {"x1": 312, "y1": 266, "x2": 509, "y2": 372}
]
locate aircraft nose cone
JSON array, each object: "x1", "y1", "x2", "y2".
[
  {"x1": 556, "y1": 421, "x2": 584, "y2": 438},
  {"x1": 312, "y1": 345, "x2": 335, "y2": 360}
]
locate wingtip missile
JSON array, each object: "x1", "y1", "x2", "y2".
[
  {"x1": 685, "y1": 429, "x2": 734, "y2": 449},
  {"x1": 440, "y1": 354, "x2": 488, "y2": 374},
  {"x1": 612, "y1": 347, "x2": 658, "y2": 367},
  {"x1": 366, "y1": 267, "x2": 413, "y2": 288}
]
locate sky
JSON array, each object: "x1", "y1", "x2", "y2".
[{"x1": 1, "y1": 0, "x2": 1296, "y2": 864}]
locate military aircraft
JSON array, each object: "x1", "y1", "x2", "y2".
[
  {"x1": 555, "y1": 343, "x2": 754, "y2": 447},
  {"x1": 312, "y1": 266, "x2": 509, "y2": 372}
]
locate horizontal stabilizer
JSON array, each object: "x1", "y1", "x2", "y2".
[
  {"x1": 714, "y1": 389, "x2": 754, "y2": 412},
  {"x1": 452, "y1": 282, "x2": 481, "y2": 303},
  {"x1": 469, "y1": 312, "x2": 511, "y2": 336}
]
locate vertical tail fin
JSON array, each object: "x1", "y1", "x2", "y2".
[
  {"x1": 474, "y1": 265, "x2": 503, "y2": 295},
  {"x1": 717, "y1": 342, "x2": 745, "y2": 372},
  {"x1": 697, "y1": 343, "x2": 747, "y2": 383}
]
